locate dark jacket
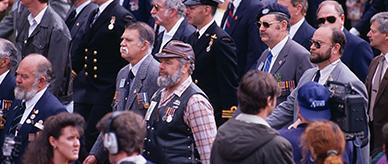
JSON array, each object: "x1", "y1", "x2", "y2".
[
  {"x1": 210, "y1": 118, "x2": 294, "y2": 164},
  {"x1": 0, "y1": 71, "x2": 15, "y2": 111}
]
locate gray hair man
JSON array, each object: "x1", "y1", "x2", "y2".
[{"x1": 0, "y1": 38, "x2": 18, "y2": 111}]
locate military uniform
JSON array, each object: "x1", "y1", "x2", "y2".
[{"x1": 73, "y1": 0, "x2": 135, "y2": 151}]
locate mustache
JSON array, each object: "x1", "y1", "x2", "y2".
[{"x1": 120, "y1": 47, "x2": 128, "y2": 54}]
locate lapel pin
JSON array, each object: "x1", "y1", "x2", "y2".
[{"x1": 206, "y1": 34, "x2": 217, "y2": 52}]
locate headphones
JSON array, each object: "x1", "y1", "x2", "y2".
[{"x1": 103, "y1": 111, "x2": 122, "y2": 154}]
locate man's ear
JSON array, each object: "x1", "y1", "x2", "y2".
[{"x1": 266, "y1": 96, "x2": 276, "y2": 108}]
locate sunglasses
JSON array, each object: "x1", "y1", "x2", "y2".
[
  {"x1": 317, "y1": 16, "x2": 336, "y2": 25},
  {"x1": 257, "y1": 21, "x2": 279, "y2": 28},
  {"x1": 310, "y1": 39, "x2": 331, "y2": 49}
]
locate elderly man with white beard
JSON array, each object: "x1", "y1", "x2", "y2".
[
  {"x1": 143, "y1": 40, "x2": 217, "y2": 164},
  {"x1": 0, "y1": 54, "x2": 67, "y2": 164}
]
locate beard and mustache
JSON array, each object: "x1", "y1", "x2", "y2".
[
  {"x1": 14, "y1": 80, "x2": 39, "y2": 101},
  {"x1": 157, "y1": 66, "x2": 182, "y2": 88},
  {"x1": 310, "y1": 47, "x2": 332, "y2": 64}
]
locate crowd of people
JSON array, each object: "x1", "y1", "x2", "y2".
[{"x1": 0, "y1": 0, "x2": 387, "y2": 163}]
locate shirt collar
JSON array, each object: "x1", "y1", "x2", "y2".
[
  {"x1": 232, "y1": 0, "x2": 242, "y2": 14},
  {"x1": 235, "y1": 113, "x2": 271, "y2": 127},
  {"x1": 128, "y1": 54, "x2": 149, "y2": 76},
  {"x1": 75, "y1": 0, "x2": 91, "y2": 16},
  {"x1": 290, "y1": 17, "x2": 305, "y2": 39},
  {"x1": 198, "y1": 19, "x2": 215, "y2": 38},
  {"x1": 165, "y1": 17, "x2": 184, "y2": 35},
  {"x1": 316, "y1": 59, "x2": 341, "y2": 85},
  {"x1": 27, "y1": 6, "x2": 48, "y2": 26},
  {"x1": 116, "y1": 154, "x2": 147, "y2": 164},
  {"x1": 25, "y1": 86, "x2": 48, "y2": 111},
  {"x1": 384, "y1": 52, "x2": 388, "y2": 62},
  {"x1": 269, "y1": 36, "x2": 289, "y2": 58},
  {"x1": 98, "y1": 0, "x2": 113, "y2": 14},
  {"x1": 0, "y1": 70, "x2": 9, "y2": 84}
]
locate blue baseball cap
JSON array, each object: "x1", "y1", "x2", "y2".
[
  {"x1": 257, "y1": 2, "x2": 291, "y2": 20},
  {"x1": 297, "y1": 82, "x2": 331, "y2": 121}
]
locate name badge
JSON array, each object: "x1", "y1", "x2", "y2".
[
  {"x1": 119, "y1": 79, "x2": 126, "y2": 88},
  {"x1": 145, "y1": 101, "x2": 157, "y2": 121}
]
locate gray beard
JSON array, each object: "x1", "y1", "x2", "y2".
[
  {"x1": 157, "y1": 69, "x2": 182, "y2": 88},
  {"x1": 14, "y1": 82, "x2": 39, "y2": 101}
]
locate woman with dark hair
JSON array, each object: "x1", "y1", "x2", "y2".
[
  {"x1": 301, "y1": 121, "x2": 345, "y2": 164},
  {"x1": 23, "y1": 112, "x2": 85, "y2": 164}
]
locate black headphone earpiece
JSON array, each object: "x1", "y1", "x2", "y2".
[{"x1": 103, "y1": 111, "x2": 122, "y2": 154}]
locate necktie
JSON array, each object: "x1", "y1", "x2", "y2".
[
  {"x1": 124, "y1": 70, "x2": 135, "y2": 104},
  {"x1": 192, "y1": 31, "x2": 200, "y2": 45},
  {"x1": 369, "y1": 57, "x2": 386, "y2": 121},
  {"x1": 9, "y1": 102, "x2": 26, "y2": 136},
  {"x1": 224, "y1": 2, "x2": 235, "y2": 30},
  {"x1": 65, "y1": 9, "x2": 77, "y2": 29},
  {"x1": 263, "y1": 51, "x2": 273, "y2": 72},
  {"x1": 89, "y1": 8, "x2": 99, "y2": 28},
  {"x1": 313, "y1": 70, "x2": 321, "y2": 82}
]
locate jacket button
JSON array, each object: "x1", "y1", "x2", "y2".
[
  {"x1": 84, "y1": 64, "x2": 87, "y2": 68},
  {"x1": 194, "y1": 79, "x2": 198, "y2": 84},
  {"x1": 85, "y1": 72, "x2": 88, "y2": 76},
  {"x1": 93, "y1": 66, "x2": 97, "y2": 70},
  {"x1": 94, "y1": 74, "x2": 97, "y2": 78},
  {"x1": 84, "y1": 56, "x2": 88, "y2": 60},
  {"x1": 93, "y1": 50, "x2": 97, "y2": 55},
  {"x1": 85, "y1": 48, "x2": 88, "y2": 52},
  {"x1": 93, "y1": 58, "x2": 97, "y2": 63}
]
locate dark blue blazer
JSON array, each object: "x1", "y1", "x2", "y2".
[
  {"x1": 73, "y1": 1, "x2": 135, "y2": 105},
  {"x1": 0, "y1": 72, "x2": 15, "y2": 110},
  {"x1": 189, "y1": 22, "x2": 238, "y2": 126},
  {"x1": 152, "y1": 19, "x2": 195, "y2": 55},
  {"x1": 68, "y1": 3, "x2": 98, "y2": 73},
  {"x1": 355, "y1": 0, "x2": 388, "y2": 36},
  {"x1": 0, "y1": 90, "x2": 67, "y2": 163},
  {"x1": 292, "y1": 20, "x2": 315, "y2": 51},
  {"x1": 342, "y1": 29, "x2": 373, "y2": 82},
  {"x1": 221, "y1": 0, "x2": 269, "y2": 77}
]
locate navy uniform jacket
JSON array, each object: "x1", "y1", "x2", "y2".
[
  {"x1": 152, "y1": 19, "x2": 195, "y2": 55},
  {"x1": 67, "y1": 3, "x2": 98, "y2": 73},
  {"x1": 0, "y1": 72, "x2": 15, "y2": 111},
  {"x1": 0, "y1": 90, "x2": 67, "y2": 163},
  {"x1": 189, "y1": 21, "x2": 238, "y2": 126},
  {"x1": 73, "y1": 0, "x2": 135, "y2": 105},
  {"x1": 292, "y1": 20, "x2": 315, "y2": 51},
  {"x1": 221, "y1": 0, "x2": 268, "y2": 77},
  {"x1": 123, "y1": 0, "x2": 152, "y2": 25},
  {"x1": 15, "y1": 6, "x2": 72, "y2": 102},
  {"x1": 342, "y1": 29, "x2": 373, "y2": 82}
]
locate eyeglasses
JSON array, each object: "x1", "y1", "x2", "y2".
[
  {"x1": 317, "y1": 16, "x2": 337, "y2": 25},
  {"x1": 310, "y1": 39, "x2": 331, "y2": 49},
  {"x1": 257, "y1": 21, "x2": 279, "y2": 28},
  {"x1": 152, "y1": 4, "x2": 163, "y2": 11}
]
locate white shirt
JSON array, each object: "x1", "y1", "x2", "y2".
[
  {"x1": 27, "y1": 6, "x2": 47, "y2": 37},
  {"x1": 198, "y1": 19, "x2": 215, "y2": 38},
  {"x1": 128, "y1": 54, "x2": 149, "y2": 76},
  {"x1": 267, "y1": 36, "x2": 289, "y2": 71},
  {"x1": 289, "y1": 17, "x2": 305, "y2": 39},
  {"x1": 117, "y1": 155, "x2": 147, "y2": 164},
  {"x1": 159, "y1": 17, "x2": 185, "y2": 53},
  {"x1": 313, "y1": 59, "x2": 341, "y2": 85},
  {"x1": 97, "y1": 0, "x2": 114, "y2": 16},
  {"x1": 20, "y1": 87, "x2": 48, "y2": 125},
  {"x1": 0, "y1": 70, "x2": 9, "y2": 85},
  {"x1": 372, "y1": 53, "x2": 388, "y2": 84},
  {"x1": 75, "y1": 0, "x2": 91, "y2": 17},
  {"x1": 236, "y1": 113, "x2": 271, "y2": 128}
]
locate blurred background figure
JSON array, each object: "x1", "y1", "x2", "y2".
[
  {"x1": 302, "y1": 121, "x2": 346, "y2": 164},
  {"x1": 0, "y1": 0, "x2": 12, "y2": 20},
  {"x1": 23, "y1": 112, "x2": 85, "y2": 164}
]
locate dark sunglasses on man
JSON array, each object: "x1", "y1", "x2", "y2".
[
  {"x1": 317, "y1": 16, "x2": 336, "y2": 25},
  {"x1": 310, "y1": 39, "x2": 332, "y2": 49},
  {"x1": 257, "y1": 21, "x2": 279, "y2": 28}
]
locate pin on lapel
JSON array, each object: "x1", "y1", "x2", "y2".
[
  {"x1": 108, "y1": 16, "x2": 116, "y2": 30},
  {"x1": 206, "y1": 34, "x2": 217, "y2": 52},
  {"x1": 278, "y1": 60, "x2": 283, "y2": 65}
]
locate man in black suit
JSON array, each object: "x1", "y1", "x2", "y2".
[
  {"x1": 0, "y1": 54, "x2": 67, "y2": 163},
  {"x1": 150, "y1": 0, "x2": 195, "y2": 55},
  {"x1": 66, "y1": 0, "x2": 97, "y2": 77},
  {"x1": 72, "y1": 0, "x2": 135, "y2": 152},
  {"x1": 0, "y1": 39, "x2": 18, "y2": 112},
  {"x1": 278, "y1": 0, "x2": 315, "y2": 50},
  {"x1": 184, "y1": 0, "x2": 238, "y2": 126},
  {"x1": 220, "y1": 0, "x2": 268, "y2": 77},
  {"x1": 15, "y1": 0, "x2": 72, "y2": 104}
]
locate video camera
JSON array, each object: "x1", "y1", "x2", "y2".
[{"x1": 325, "y1": 81, "x2": 368, "y2": 146}]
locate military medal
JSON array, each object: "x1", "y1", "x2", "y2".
[
  {"x1": 26, "y1": 119, "x2": 32, "y2": 124},
  {"x1": 0, "y1": 114, "x2": 5, "y2": 129},
  {"x1": 108, "y1": 16, "x2": 116, "y2": 30},
  {"x1": 166, "y1": 115, "x2": 172, "y2": 123},
  {"x1": 206, "y1": 34, "x2": 217, "y2": 52}
]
